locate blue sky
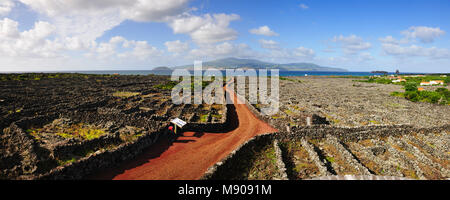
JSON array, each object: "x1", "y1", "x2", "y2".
[{"x1": 0, "y1": 0, "x2": 449, "y2": 72}]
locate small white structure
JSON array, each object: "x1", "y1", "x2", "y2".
[
  {"x1": 170, "y1": 118, "x2": 187, "y2": 134},
  {"x1": 392, "y1": 79, "x2": 406, "y2": 83},
  {"x1": 420, "y1": 80, "x2": 444, "y2": 86}
]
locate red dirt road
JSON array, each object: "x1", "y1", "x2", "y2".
[{"x1": 91, "y1": 85, "x2": 277, "y2": 180}]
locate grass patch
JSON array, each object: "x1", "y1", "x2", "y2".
[
  {"x1": 325, "y1": 156, "x2": 335, "y2": 163},
  {"x1": 200, "y1": 114, "x2": 209, "y2": 123},
  {"x1": 57, "y1": 157, "x2": 76, "y2": 166},
  {"x1": 0, "y1": 73, "x2": 114, "y2": 81},
  {"x1": 391, "y1": 86, "x2": 449, "y2": 105},
  {"x1": 283, "y1": 109, "x2": 294, "y2": 116},
  {"x1": 211, "y1": 114, "x2": 222, "y2": 119},
  {"x1": 280, "y1": 77, "x2": 302, "y2": 83},
  {"x1": 113, "y1": 91, "x2": 140, "y2": 98},
  {"x1": 248, "y1": 144, "x2": 279, "y2": 180},
  {"x1": 57, "y1": 127, "x2": 105, "y2": 140},
  {"x1": 27, "y1": 123, "x2": 107, "y2": 141},
  {"x1": 154, "y1": 81, "x2": 178, "y2": 90}
]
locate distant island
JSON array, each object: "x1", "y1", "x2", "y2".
[{"x1": 167, "y1": 57, "x2": 347, "y2": 72}]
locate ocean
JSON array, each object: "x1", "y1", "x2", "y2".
[
  {"x1": 48, "y1": 70, "x2": 422, "y2": 77},
  {"x1": 1, "y1": 70, "x2": 426, "y2": 76}
]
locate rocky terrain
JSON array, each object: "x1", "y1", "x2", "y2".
[
  {"x1": 0, "y1": 74, "x2": 226, "y2": 179},
  {"x1": 215, "y1": 76, "x2": 449, "y2": 180},
  {"x1": 1, "y1": 74, "x2": 448, "y2": 180},
  {"x1": 274, "y1": 76, "x2": 450, "y2": 127}
]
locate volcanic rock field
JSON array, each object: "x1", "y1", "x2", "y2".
[{"x1": 0, "y1": 74, "x2": 449, "y2": 180}]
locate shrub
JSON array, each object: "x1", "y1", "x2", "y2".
[
  {"x1": 404, "y1": 82, "x2": 418, "y2": 92},
  {"x1": 420, "y1": 91, "x2": 441, "y2": 103},
  {"x1": 154, "y1": 81, "x2": 178, "y2": 90},
  {"x1": 404, "y1": 91, "x2": 419, "y2": 102},
  {"x1": 390, "y1": 91, "x2": 404, "y2": 97},
  {"x1": 435, "y1": 88, "x2": 450, "y2": 98}
]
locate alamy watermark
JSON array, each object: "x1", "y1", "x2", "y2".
[{"x1": 170, "y1": 61, "x2": 279, "y2": 116}]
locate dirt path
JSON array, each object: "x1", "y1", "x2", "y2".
[{"x1": 91, "y1": 83, "x2": 277, "y2": 180}]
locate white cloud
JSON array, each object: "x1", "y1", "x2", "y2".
[
  {"x1": 169, "y1": 13, "x2": 240, "y2": 44},
  {"x1": 188, "y1": 42, "x2": 255, "y2": 59},
  {"x1": 299, "y1": 4, "x2": 309, "y2": 10},
  {"x1": 293, "y1": 46, "x2": 315, "y2": 58},
  {"x1": 0, "y1": 18, "x2": 61, "y2": 58},
  {"x1": 259, "y1": 39, "x2": 279, "y2": 49},
  {"x1": 165, "y1": 40, "x2": 189, "y2": 53},
  {"x1": 382, "y1": 43, "x2": 450, "y2": 59},
  {"x1": 332, "y1": 34, "x2": 372, "y2": 54},
  {"x1": 18, "y1": 0, "x2": 189, "y2": 21},
  {"x1": 0, "y1": 0, "x2": 246, "y2": 70},
  {"x1": 358, "y1": 52, "x2": 374, "y2": 61},
  {"x1": 378, "y1": 35, "x2": 409, "y2": 45},
  {"x1": 89, "y1": 36, "x2": 162, "y2": 60},
  {"x1": 0, "y1": 0, "x2": 14, "y2": 16},
  {"x1": 401, "y1": 26, "x2": 445, "y2": 43},
  {"x1": 18, "y1": 0, "x2": 191, "y2": 42},
  {"x1": 119, "y1": 41, "x2": 162, "y2": 60},
  {"x1": 249, "y1": 25, "x2": 278, "y2": 36},
  {"x1": 0, "y1": 18, "x2": 19, "y2": 38}
]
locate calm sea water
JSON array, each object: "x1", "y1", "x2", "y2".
[
  {"x1": 69, "y1": 70, "x2": 421, "y2": 77},
  {"x1": 3, "y1": 70, "x2": 425, "y2": 76}
]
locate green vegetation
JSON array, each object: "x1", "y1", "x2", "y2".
[
  {"x1": 211, "y1": 114, "x2": 222, "y2": 119},
  {"x1": 329, "y1": 75, "x2": 368, "y2": 79},
  {"x1": 357, "y1": 75, "x2": 449, "y2": 105},
  {"x1": 356, "y1": 77, "x2": 392, "y2": 84},
  {"x1": 356, "y1": 75, "x2": 449, "y2": 86},
  {"x1": 391, "y1": 87, "x2": 450, "y2": 105},
  {"x1": 154, "y1": 77, "x2": 217, "y2": 91},
  {"x1": 57, "y1": 157, "x2": 76, "y2": 166},
  {"x1": 280, "y1": 76, "x2": 302, "y2": 83},
  {"x1": 325, "y1": 156, "x2": 335, "y2": 163},
  {"x1": 57, "y1": 127, "x2": 105, "y2": 140},
  {"x1": 0, "y1": 73, "x2": 114, "y2": 81},
  {"x1": 27, "y1": 123, "x2": 107, "y2": 141},
  {"x1": 112, "y1": 91, "x2": 140, "y2": 98},
  {"x1": 404, "y1": 82, "x2": 418, "y2": 92},
  {"x1": 283, "y1": 109, "x2": 294, "y2": 116},
  {"x1": 248, "y1": 144, "x2": 279, "y2": 180},
  {"x1": 154, "y1": 81, "x2": 178, "y2": 90},
  {"x1": 271, "y1": 114, "x2": 285, "y2": 120},
  {"x1": 200, "y1": 114, "x2": 209, "y2": 123}
]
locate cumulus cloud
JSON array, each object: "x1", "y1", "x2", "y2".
[
  {"x1": 378, "y1": 35, "x2": 409, "y2": 45},
  {"x1": 165, "y1": 40, "x2": 189, "y2": 53},
  {"x1": 0, "y1": 18, "x2": 19, "y2": 38},
  {"x1": 0, "y1": 18, "x2": 61, "y2": 58},
  {"x1": 382, "y1": 43, "x2": 450, "y2": 59},
  {"x1": 263, "y1": 46, "x2": 316, "y2": 63},
  {"x1": 259, "y1": 39, "x2": 279, "y2": 49},
  {"x1": 299, "y1": 4, "x2": 309, "y2": 10},
  {"x1": 380, "y1": 26, "x2": 450, "y2": 60},
  {"x1": 17, "y1": 0, "x2": 191, "y2": 42},
  {"x1": 332, "y1": 34, "x2": 372, "y2": 54},
  {"x1": 18, "y1": 0, "x2": 189, "y2": 21},
  {"x1": 188, "y1": 42, "x2": 255, "y2": 60},
  {"x1": 401, "y1": 26, "x2": 445, "y2": 43},
  {"x1": 169, "y1": 13, "x2": 240, "y2": 44},
  {"x1": 293, "y1": 47, "x2": 315, "y2": 58},
  {"x1": 0, "y1": 0, "x2": 248, "y2": 70},
  {"x1": 0, "y1": 0, "x2": 14, "y2": 16},
  {"x1": 89, "y1": 36, "x2": 162, "y2": 60},
  {"x1": 249, "y1": 25, "x2": 278, "y2": 36}
]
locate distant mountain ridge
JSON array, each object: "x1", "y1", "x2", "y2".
[{"x1": 172, "y1": 57, "x2": 347, "y2": 72}]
